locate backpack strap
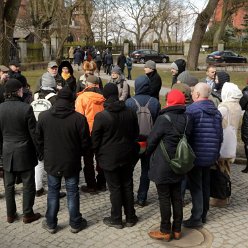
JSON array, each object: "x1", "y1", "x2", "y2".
[
  {"x1": 132, "y1": 97, "x2": 151, "y2": 109},
  {"x1": 162, "y1": 114, "x2": 188, "y2": 136},
  {"x1": 45, "y1": 92, "x2": 56, "y2": 101}
]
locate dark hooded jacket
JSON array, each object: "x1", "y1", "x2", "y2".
[
  {"x1": 145, "y1": 70, "x2": 162, "y2": 100},
  {"x1": 125, "y1": 75, "x2": 160, "y2": 124},
  {"x1": 171, "y1": 59, "x2": 186, "y2": 86},
  {"x1": 240, "y1": 86, "x2": 248, "y2": 143},
  {"x1": 147, "y1": 105, "x2": 192, "y2": 184},
  {"x1": 58, "y1": 60, "x2": 76, "y2": 93},
  {"x1": 186, "y1": 100, "x2": 223, "y2": 166},
  {"x1": 36, "y1": 97, "x2": 91, "y2": 177},
  {"x1": 91, "y1": 97, "x2": 140, "y2": 171}
]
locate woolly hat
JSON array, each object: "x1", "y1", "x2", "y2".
[
  {"x1": 171, "y1": 59, "x2": 186, "y2": 74},
  {"x1": 166, "y1": 89, "x2": 185, "y2": 107},
  {"x1": 170, "y1": 62, "x2": 178, "y2": 71},
  {"x1": 83, "y1": 61, "x2": 97, "y2": 71},
  {"x1": 216, "y1": 71, "x2": 230, "y2": 85},
  {"x1": 144, "y1": 60, "x2": 156, "y2": 70},
  {"x1": 111, "y1": 65, "x2": 122, "y2": 75},
  {"x1": 86, "y1": 75, "x2": 99, "y2": 84},
  {"x1": 103, "y1": 83, "x2": 118, "y2": 99},
  {"x1": 57, "y1": 86, "x2": 74, "y2": 102},
  {"x1": 41, "y1": 72, "x2": 56, "y2": 88},
  {"x1": 177, "y1": 71, "x2": 199, "y2": 87},
  {"x1": 5, "y1": 78, "x2": 22, "y2": 94}
]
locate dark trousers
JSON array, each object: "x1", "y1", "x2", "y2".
[
  {"x1": 137, "y1": 153, "x2": 150, "y2": 202},
  {"x1": 4, "y1": 169, "x2": 35, "y2": 216},
  {"x1": 83, "y1": 149, "x2": 106, "y2": 188},
  {"x1": 106, "y1": 64, "x2": 112, "y2": 75},
  {"x1": 104, "y1": 165, "x2": 136, "y2": 223},
  {"x1": 156, "y1": 182, "x2": 183, "y2": 233},
  {"x1": 127, "y1": 68, "x2": 132, "y2": 80},
  {"x1": 187, "y1": 166, "x2": 210, "y2": 221}
]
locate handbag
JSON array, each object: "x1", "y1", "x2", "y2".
[
  {"x1": 219, "y1": 109, "x2": 237, "y2": 159},
  {"x1": 160, "y1": 114, "x2": 196, "y2": 175}
]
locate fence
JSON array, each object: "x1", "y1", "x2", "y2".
[
  {"x1": 27, "y1": 43, "x2": 43, "y2": 62},
  {"x1": 160, "y1": 45, "x2": 184, "y2": 55}
]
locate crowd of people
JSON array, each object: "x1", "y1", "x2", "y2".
[{"x1": 0, "y1": 54, "x2": 247, "y2": 241}]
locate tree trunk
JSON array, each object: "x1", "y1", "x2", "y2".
[
  {"x1": 0, "y1": 0, "x2": 21, "y2": 65},
  {"x1": 213, "y1": 14, "x2": 229, "y2": 45},
  {"x1": 187, "y1": 0, "x2": 219, "y2": 70}
]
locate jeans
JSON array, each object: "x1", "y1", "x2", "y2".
[
  {"x1": 46, "y1": 174, "x2": 83, "y2": 229},
  {"x1": 4, "y1": 169, "x2": 35, "y2": 216},
  {"x1": 104, "y1": 165, "x2": 136, "y2": 223},
  {"x1": 156, "y1": 182, "x2": 183, "y2": 233},
  {"x1": 137, "y1": 153, "x2": 150, "y2": 202},
  {"x1": 187, "y1": 166, "x2": 210, "y2": 221}
]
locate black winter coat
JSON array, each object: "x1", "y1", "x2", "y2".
[
  {"x1": 36, "y1": 98, "x2": 91, "y2": 177},
  {"x1": 146, "y1": 70, "x2": 162, "y2": 100},
  {"x1": 0, "y1": 97, "x2": 38, "y2": 172},
  {"x1": 91, "y1": 98, "x2": 140, "y2": 171},
  {"x1": 147, "y1": 106, "x2": 192, "y2": 184},
  {"x1": 240, "y1": 86, "x2": 248, "y2": 143}
]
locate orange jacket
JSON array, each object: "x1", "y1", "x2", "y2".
[{"x1": 75, "y1": 86, "x2": 105, "y2": 133}]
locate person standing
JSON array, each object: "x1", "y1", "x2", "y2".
[
  {"x1": 75, "y1": 75, "x2": 106, "y2": 193},
  {"x1": 37, "y1": 87, "x2": 91, "y2": 234},
  {"x1": 117, "y1": 52, "x2": 126, "y2": 73},
  {"x1": 104, "y1": 52, "x2": 113, "y2": 75},
  {"x1": 147, "y1": 89, "x2": 192, "y2": 241},
  {"x1": 0, "y1": 65, "x2": 9, "y2": 103},
  {"x1": 183, "y1": 83, "x2": 223, "y2": 228},
  {"x1": 126, "y1": 75, "x2": 160, "y2": 207},
  {"x1": 0, "y1": 79, "x2": 41, "y2": 224},
  {"x1": 91, "y1": 83, "x2": 140, "y2": 229},
  {"x1": 94, "y1": 51, "x2": 102, "y2": 76},
  {"x1": 170, "y1": 59, "x2": 186, "y2": 87},
  {"x1": 144, "y1": 60, "x2": 162, "y2": 100},
  {"x1": 74, "y1": 47, "x2": 83, "y2": 71},
  {"x1": 126, "y1": 55, "x2": 133, "y2": 80}
]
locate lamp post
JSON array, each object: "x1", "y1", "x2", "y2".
[{"x1": 175, "y1": 22, "x2": 178, "y2": 51}]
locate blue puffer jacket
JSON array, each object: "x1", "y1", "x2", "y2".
[
  {"x1": 186, "y1": 100, "x2": 223, "y2": 167},
  {"x1": 125, "y1": 75, "x2": 160, "y2": 123}
]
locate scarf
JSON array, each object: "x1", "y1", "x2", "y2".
[{"x1": 61, "y1": 72, "x2": 71, "y2": 81}]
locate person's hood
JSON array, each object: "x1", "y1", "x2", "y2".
[
  {"x1": 221, "y1": 82, "x2": 242, "y2": 102},
  {"x1": 50, "y1": 98, "x2": 75, "y2": 119},
  {"x1": 104, "y1": 98, "x2": 126, "y2": 112},
  {"x1": 174, "y1": 59, "x2": 186, "y2": 75},
  {"x1": 58, "y1": 60, "x2": 74, "y2": 76},
  {"x1": 79, "y1": 90, "x2": 105, "y2": 105},
  {"x1": 134, "y1": 75, "x2": 150, "y2": 95}
]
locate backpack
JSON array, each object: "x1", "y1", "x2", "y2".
[
  {"x1": 133, "y1": 97, "x2": 153, "y2": 138},
  {"x1": 160, "y1": 114, "x2": 196, "y2": 175},
  {"x1": 31, "y1": 92, "x2": 56, "y2": 120}
]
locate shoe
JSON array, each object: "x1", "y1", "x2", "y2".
[
  {"x1": 173, "y1": 231, "x2": 182, "y2": 240},
  {"x1": 241, "y1": 167, "x2": 248, "y2": 173},
  {"x1": 7, "y1": 213, "x2": 19, "y2": 223},
  {"x1": 126, "y1": 215, "x2": 138, "y2": 227},
  {"x1": 80, "y1": 186, "x2": 98, "y2": 194},
  {"x1": 70, "y1": 218, "x2": 87, "y2": 233},
  {"x1": 42, "y1": 220, "x2": 57, "y2": 234},
  {"x1": 183, "y1": 219, "x2": 203, "y2": 228},
  {"x1": 135, "y1": 200, "x2": 146, "y2": 208},
  {"x1": 97, "y1": 185, "x2": 107, "y2": 192},
  {"x1": 103, "y1": 217, "x2": 123, "y2": 229},
  {"x1": 36, "y1": 188, "x2": 45, "y2": 197},
  {"x1": 23, "y1": 213, "x2": 41, "y2": 224},
  {"x1": 202, "y1": 217, "x2": 207, "y2": 224},
  {"x1": 148, "y1": 230, "x2": 171, "y2": 241},
  {"x1": 59, "y1": 192, "x2": 66, "y2": 198}
]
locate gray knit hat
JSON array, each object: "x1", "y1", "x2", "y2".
[
  {"x1": 86, "y1": 75, "x2": 99, "y2": 84},
  {"x1": 144, "y1": 60, "x2": 156, "y2": 70},
  {"x1": 111, "y1": 65, "x2": 122, "y2": 75},
  {"x1": 177, "y1": 71, "x2": 199, "y2": 87},
  {"x1": 170, "y1": 62, "x2": 178, "y2": 71},
  {"x1": 41, "y1": 72, "x2": 56, "y2": 88}
]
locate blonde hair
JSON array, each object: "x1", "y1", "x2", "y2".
[{"x1": 82, "y1": 61, "x2": 97, "y2": 71}]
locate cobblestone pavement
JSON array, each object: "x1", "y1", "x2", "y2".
[{"x1": 0, "y1": 162, "x2": 248, "y2": 248}]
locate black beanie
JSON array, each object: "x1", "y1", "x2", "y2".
[
  {"x1": 57, "y1": 86, "x2": 74, "y2": 102},
  {"x1": 216, "y1": 71, "x2": 230, "y2": 85},
  {"x1": 5, "y1": 78, "x2": 22, "y2": 94},
  {"x1": 103, "y1": 83, "x2": 119, "y2": 99}
]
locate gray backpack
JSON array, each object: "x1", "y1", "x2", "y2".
[{"x1": 133, "y1": 97, "x2": 153, "y2": 138}]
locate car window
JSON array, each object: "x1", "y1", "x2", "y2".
[
  {"x1": 150, "y1": 50, "x2": 158, "y2": 55},
  {"x1": 143, "y1": 50, "x2": 150, "y2": 55}
]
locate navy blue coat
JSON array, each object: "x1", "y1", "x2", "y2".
[
  {"x1": 186, "y1": 100, "x2": 223, "y2": 167},
  {"x1": 125, "y1": 75, "x2": 160, "y2": 124}
]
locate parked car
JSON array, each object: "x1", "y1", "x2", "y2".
[
  {"x1": 206, "y1": 50, "x2": 247, "y2": 64},
  {"x1": 130, "y1": 49, "x2": 170, "y2": 63}
]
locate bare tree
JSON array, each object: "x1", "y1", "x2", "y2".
[
  {"x1": 187, "y1": 0, "x2": 219, "y2": 70},
  {"x1": 213, "y1": 0, "x2": 248, "y2": 45},
  {"x1": 0, "y1": 0, "x2": 21, "y2": 65}
]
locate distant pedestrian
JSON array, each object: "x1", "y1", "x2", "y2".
[
  {"x1": 0, "y1": 79, "x2": 41, "y2": 224},
  {"x1": 94, "y1": 51, "x2": 102, "y2": 76},
  {"x1": 126, "y1": 55, "x2": 133, "y2": 80},
  {"x1": 37, "y1": 87, "x2": 91, "y2": 234},
  {"x1": 104, "y1": 52, "x2": 113, "y2": 75},
  {"x1": 170, "y1": 59, "x2": 186, "y2": 87},
  {"x1": 68, "y1": 46, "x2": 74, "y2": 64},
  {"x1": 117, "y1": 52, "x2": 126, "y2": 73},
  {"x1": 74, "y1": 47, "x2": 83, "y2": 71},
  {"x1": 92, "y1": 83, "x2": 140, "y2": 229}
]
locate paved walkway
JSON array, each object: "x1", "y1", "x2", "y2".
[{"x1": 0, "y1": 161, "x2": 248, "y2": 248}]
